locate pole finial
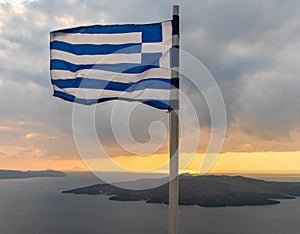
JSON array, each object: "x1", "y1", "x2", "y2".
[{"x1": 173, "y1": 5, "x2": 179, "y2": 16}]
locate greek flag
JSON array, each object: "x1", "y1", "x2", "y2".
[{"x1": 50, "y1": 20, "x2": 177, "y2": 109}]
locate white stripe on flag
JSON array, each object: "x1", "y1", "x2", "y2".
[
  {"x1": 142, "y1": 43, "x2": 169, "y2": 53},
  {"x1": 159, "y1": 21, "x2": 172, "y2": 68},
  {"x1": 51, "y1": 67, "x2": 171, "y2": 82},
  {"x1": 50, "y1": 32, "x2": 142, "y2": 45},
  {"x1": 159, "y1": 49, "x2": 170, "y2": 68},
  {"x1": 51, "y1": 49, "x2": 141, "y2": 65},
  {"x1": 54, "y1": 85, "x2": 171, "y2": 100},
  {"x1": 162, "y1": 21, "x2": 172, "y2": 43}
]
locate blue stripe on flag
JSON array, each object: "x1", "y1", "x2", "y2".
[
  {"x1": 52, "y1": 78, "x2": 171, "y2": 91},
  {"x1": 51, "y1": 23, "x2": 163, "y2": 43},
  {"x1": 50, "y1": 59, "x2": 159, "y2": 73},
  {"x1": 53, "y1": 90, "x2": 170, "y2": 109},
  {"x1": 50, "y1": 41, "x2": 142, "y2": 55}
]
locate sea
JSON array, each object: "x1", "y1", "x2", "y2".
[{"x1": 0, "y1": 172, "x2": 300, "y2": 234}]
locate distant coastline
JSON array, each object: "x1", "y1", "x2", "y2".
[{"x1": 0, "y1": 169, "x2": 67, "y2": 180}]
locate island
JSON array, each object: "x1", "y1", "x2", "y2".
[
  {"x1": 63, "y1": 174, "x2": 300, "y2": 207},
  {"x1": 0, "y1": 169, "x2": 67, "y2": 179}
]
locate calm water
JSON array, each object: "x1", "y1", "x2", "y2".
[{"x1": 0, "y1": 172, "x2": 300, "y2": 234}]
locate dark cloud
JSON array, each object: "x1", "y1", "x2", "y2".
[{"x1": 0, "y1": 0, "x2": 300, "y2": 160}]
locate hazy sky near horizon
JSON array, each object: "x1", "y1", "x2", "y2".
[{"x1": 0, "y1": 0, "x2": 300, "y2": 171}]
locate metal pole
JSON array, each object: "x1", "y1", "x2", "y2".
[{"x1": 169, "y1": 5, "x2": 179, "y2": 234}]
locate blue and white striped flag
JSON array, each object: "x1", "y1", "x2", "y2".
[{"x1": 50, "y1": 20, "x2": 177, "y2": 110}]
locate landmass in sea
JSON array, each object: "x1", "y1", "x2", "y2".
[
  {"x1": 0, "y1": 169, "x2": 67, "y2": 179},
  {"x1": 63, "y1": 174, "x2": 300, "y2": 207}
]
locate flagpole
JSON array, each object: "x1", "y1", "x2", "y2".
[{"x1": 169, "y1": 5, "x2": 179, "y2": 234}]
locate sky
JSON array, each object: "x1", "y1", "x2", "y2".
[{"x1": 0, "y1": 0, "x2": 300, "y2": 173}]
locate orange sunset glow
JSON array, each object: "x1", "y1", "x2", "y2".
[{"x1": 1, "y1": 151, "x2": 300, "y2": 175}]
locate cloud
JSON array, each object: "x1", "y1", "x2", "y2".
[{"x1": 0, "y1": 0, "x2": 300, "y2": 163}]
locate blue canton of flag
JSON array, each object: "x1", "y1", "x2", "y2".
[{"x1": 50, "y1": 21, "x2": 177, "y2": 109}]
